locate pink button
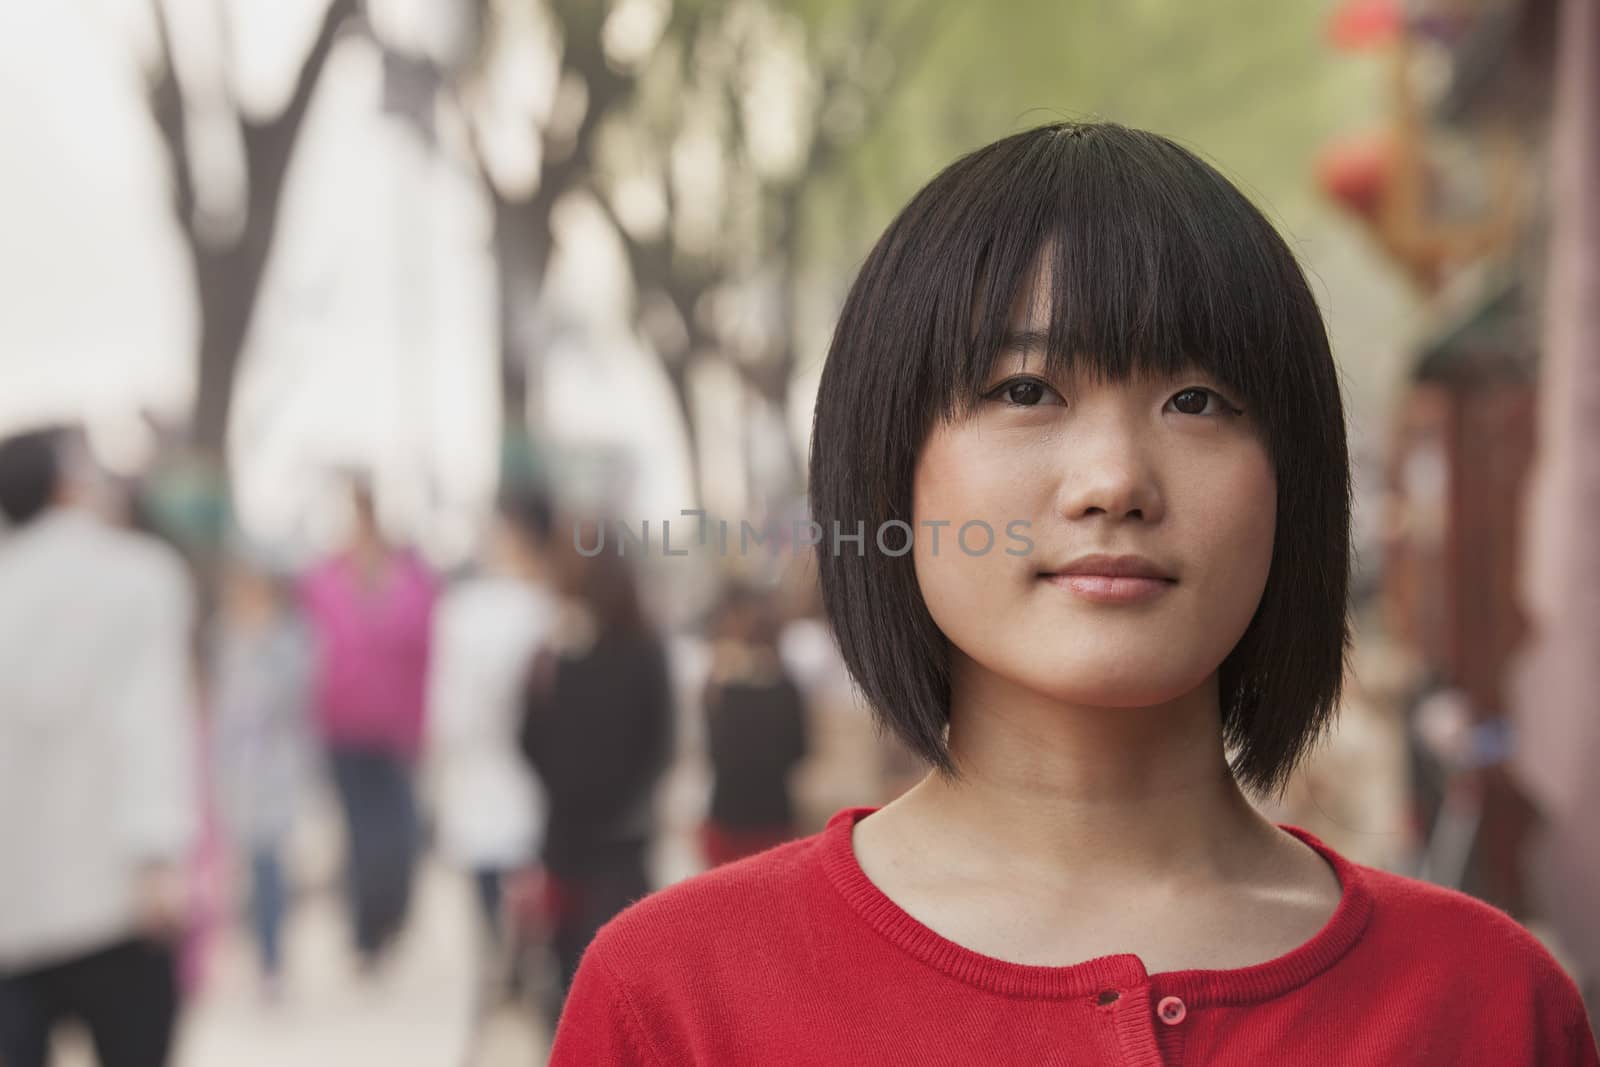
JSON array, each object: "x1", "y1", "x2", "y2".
[{"x1": 1157, "y1": 995, "x2": 1186, "y2": 1025}]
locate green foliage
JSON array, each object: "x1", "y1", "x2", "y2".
[{"x1": 803, "y1": 0, "x2": 1381, "y2": 274}]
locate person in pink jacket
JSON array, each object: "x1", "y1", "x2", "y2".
[{"x1": 299, "y1": 479, "x2": 437, "y2": 970}]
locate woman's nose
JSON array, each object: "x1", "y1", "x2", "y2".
[{"x1": 1051, "y1": 416, "x2": 1164, "y2": 524}]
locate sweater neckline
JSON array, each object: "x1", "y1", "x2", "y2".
[{"x1": 819, "y1": 806, "x2": 1374, "y2": 1006}]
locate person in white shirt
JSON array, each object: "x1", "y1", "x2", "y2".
[
  {"x1": 0, "y1": 426, "x2": 200, "y2": 1067},
  {"x1": 426, "y1": 489, "x2": 557, "y2": 992}
]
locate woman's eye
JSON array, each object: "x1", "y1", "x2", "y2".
[
  {"x1": 1167, "y1": 387, "x2": 1240, "y2": 417},
  {"x1": 986, "y1": 376, "x2": 1058, "y2": 407}
]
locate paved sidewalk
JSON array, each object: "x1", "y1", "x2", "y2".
[
  {"x1": 44, "y1": 786, "x2": 554, "y2": 1067},
  {"x1": 167, "y1": 856, "x2": 549, "y2": 1067}
]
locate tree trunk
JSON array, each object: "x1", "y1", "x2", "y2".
[
  {"x1": 492, "y1": 186, "x2": 558, "y2": 426},
  {"x1": 151, "y1": 0, "x2": 356, "y2": 462}
]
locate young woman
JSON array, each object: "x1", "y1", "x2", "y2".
[
  {"x1": 547, "y1": 122, "x2": 1599, "y2": 1065},
  {"x1": 299, "y1": 481, "x2": 438, "y2": 970},
  {"x1": 519, "y1": 516, "x2": 675, "y2": 1025},
  {"x1": 697, "y1": 579, "x2": 810, "y2": 868}
]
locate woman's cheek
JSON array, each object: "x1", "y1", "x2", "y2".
[{"x1": 1189, "y1": 462, "x2": 1277, "y2": 643}]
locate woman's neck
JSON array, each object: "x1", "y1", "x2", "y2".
[{"x1": 890, "y1": 659, "x2": 1287, "y2": 894}]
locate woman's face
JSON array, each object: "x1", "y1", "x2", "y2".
[
  {"x1": 910, "y1": 271, "x2": 1277, "y2": 709},
  {"x1": 548, "y1": 515, "x2": 597, "y2": 597},
  {"x1": 223, "y1": 567, "x2": 277, "y2": 624}
]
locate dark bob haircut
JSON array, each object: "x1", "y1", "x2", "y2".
[
  {"x1": 808, "y1": 122, "x2": 1351, "y2": 802},
  {"x1": 0, "y1": 427, "x2": 66, "y2": 528},
  {"x1": 496, "y1": 483, "x2": 556, "y2": 547}
]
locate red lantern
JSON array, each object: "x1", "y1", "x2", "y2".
[
  {"x1": 1328, "y1": 0, "x2": 1403, "y2": 50},
  {"x1": 1316, "y1": 132, "x2": 1393, "y2": 220}
]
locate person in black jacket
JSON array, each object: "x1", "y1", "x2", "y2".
[
  {"x1": 518, "y1": 515, "x2": 673, "y2": 1022},
  {"x1": 698, "y1": 580, "x2": 809, "y2": 867}
]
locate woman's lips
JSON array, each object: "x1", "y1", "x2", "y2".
[{"x1": 1039, "y1": 573, "x2": 1177, "y2": 604}]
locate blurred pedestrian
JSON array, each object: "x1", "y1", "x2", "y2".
[
  {"x1": 299, "y1": 478, "x2": 438, "y2": 970},
  {"x1": 776, "y1": 570, "x2": 920, "y2": 819},
  {"x1": 426, "y1": 489, "x2": 557, "y2": 989},
  {"x1": 518, "y1": 515, "x2": 673, "y2": 1023},
  {"x1": 210, "y1": 546, "x2": 314, "y2": 1000},
  {"x1": 698, "y1": 580, "x2": 809, "y2": 867},
  {"x1": 0, "y1": 427, "x2": 199, "y2": 1067}
]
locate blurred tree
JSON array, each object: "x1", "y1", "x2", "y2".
[
  {"x1": 143, "y1": 0, "x2": 359, "y2": 464},
  {"x1": 126, "y1": 0, "x2": 361, "y2": 620},
  {"x1": 421, "y1": 0, "x2": 940, "y2": 510},
  {"x1": 452, "y1": 0, "x2": 671, "y2": 425},
  {"x1": 366, "y1": 0, "x2": 722, "y2": 490},
  {"x1": 586, "y1": 0, "x2": 939, "y2": 511},
  {"x1": 805, "y1": 0, "x2": 1388, "y2": 278},
  {"x1": 160, "y1": 0, "x2": 1372, "y2": 523}
]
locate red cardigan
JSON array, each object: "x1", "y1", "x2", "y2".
[{"x1": 549, "y1": 807, "x2": 1599, "y2": 1065}]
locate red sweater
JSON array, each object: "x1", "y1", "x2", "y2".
[{"x1": 549, "y1": 807, "x2": 1599, "y2": 1065}]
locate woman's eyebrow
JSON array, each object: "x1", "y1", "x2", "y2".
[{"x1": 999, "y1": 328, "x2": 1050, "y2": 356}]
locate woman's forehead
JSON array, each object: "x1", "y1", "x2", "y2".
[
  {"x1": 986, "y1": 339, "x2": 1214, "y2": 389},
  {"x1": 1005, "y1": 251, "x2": 1055, "y2": 327}
]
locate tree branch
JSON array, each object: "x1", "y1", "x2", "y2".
[
  {"x1": 239, "y1": 0, "x2": 357, "y2": 210},
  {"x1": 145, "y1": 0, "x2": 196, "y2": 230}
]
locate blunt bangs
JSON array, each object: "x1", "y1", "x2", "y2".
[{"x1": 809, "y1": 122, "x2": 1352, "y2": 801}]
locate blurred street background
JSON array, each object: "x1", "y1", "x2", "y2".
[{"x1": 2, "y1": 0, "x2": 1598, "y2": 1063}]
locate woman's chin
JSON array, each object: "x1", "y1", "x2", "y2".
[{"x1": 1020, "y1": 668, "x2": 1205, "y2": 710}]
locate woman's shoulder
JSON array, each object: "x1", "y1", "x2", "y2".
[
  {"x1": 1353, "y1": 859, "x2": 1579, "y2": 989},
  {"x1": 1359, "y1": 860, "x2": 1538, "y2": 936},
  {"x1": 1350, "y1": 861, "x2": 1596, "y2": 1056},
  {"x1": 585, "y1": 831, "x2": 826, "y2": 967}
]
